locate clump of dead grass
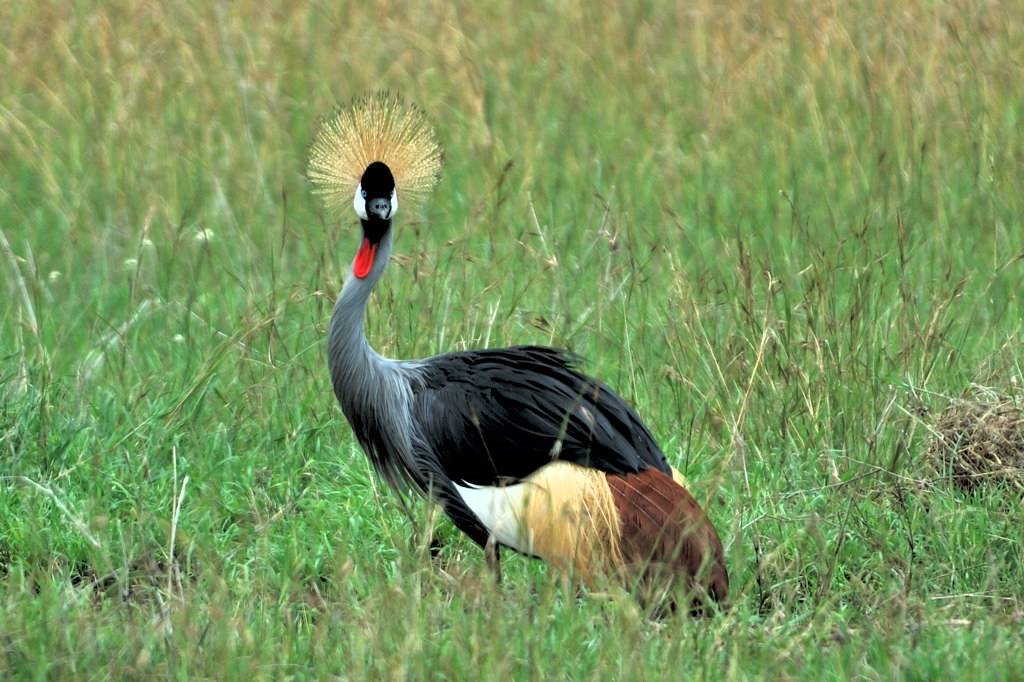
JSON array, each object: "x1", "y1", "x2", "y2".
[{"x1": 927, "y1": 395, "x2": 1024, "y2": 494}]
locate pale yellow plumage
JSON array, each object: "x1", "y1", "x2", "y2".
[{"x1": 514, "y1": 461, "x2": 626, "y2": 583}]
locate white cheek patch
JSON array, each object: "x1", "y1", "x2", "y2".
[
  {"x1": 353, "y1": 184, "x2": 368, "y2": 220},
  {"x1": 352, "y1": 185, "x2": 397, "y2": 220}
]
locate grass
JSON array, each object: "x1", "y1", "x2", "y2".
[{"x1": 2, "y1": 0, "x2": 1024, "y2": 678}]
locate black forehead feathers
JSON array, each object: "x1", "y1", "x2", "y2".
[{"x1": 361, "y1": 161, "x2": 396, "y2": 197}]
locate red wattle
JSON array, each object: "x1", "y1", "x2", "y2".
[{"x1": 354, "y1": 238, "x2": 377, "y2": 279}]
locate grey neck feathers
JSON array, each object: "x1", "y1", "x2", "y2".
[
  {"x1": 328, "y1": 227, "x2": 394, "y2": 375},
  {"x1": 327, "y1": 225, "x2": 427, "y2": 495}
]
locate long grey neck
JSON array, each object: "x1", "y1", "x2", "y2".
[
  {"x1": 327, "y1": 228, "x2": 391, "y2": 372},
  {"x1": 327, "y1": 225, "x2": 426, "y2": 495},
  {"x1": 328, "y1": 225, "x2": 396, "y2": 402}
]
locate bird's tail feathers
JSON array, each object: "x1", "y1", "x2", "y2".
[
  {"x1": 508, "y1": 462, "x2": 728, "y2": 613},
  {"x1": 604, "y1": 468, "x2": 729, "y2": 613}
]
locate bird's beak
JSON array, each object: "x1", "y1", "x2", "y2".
[{"x1": 366, "y1": 196, "x2": 393, "y2": 221}]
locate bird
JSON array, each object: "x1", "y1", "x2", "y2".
[{"x1": 308, "y1": 93, "x2": 728, "y2": 612}]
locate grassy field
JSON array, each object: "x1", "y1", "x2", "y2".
[{"x1": 2, "y1": 0, "x2": 1024, "y2": 678}]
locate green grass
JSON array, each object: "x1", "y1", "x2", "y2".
[{"x1": 3, "y1": 0, "x2": 1024, "y2": 678}]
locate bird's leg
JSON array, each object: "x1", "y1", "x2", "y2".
[
  {"x1": 428, "y1": 535, "x2": 444, "y2": 559},
  {"x1": 485, "y1": 535, "x2": 502, "y2": 584}
]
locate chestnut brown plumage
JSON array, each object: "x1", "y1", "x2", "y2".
[{"x1": 606, "y1": 469, "x2": 729, "y2": 611}]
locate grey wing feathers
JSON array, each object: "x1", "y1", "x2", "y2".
[{"x1": 408, "y1": 345, "x2": 672, "y2": 488}]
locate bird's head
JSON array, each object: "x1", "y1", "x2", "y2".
[
  {"x1": 308, "y1": 94, "x2": 441, "y2": 279},
  {"x1": 308, "y1": 93, "x2": 441, "y2": 232},
  {"x1": 349, "y1": 161, "x2": 396, "y2": 278},
  {"x1": 354, "y1": 161, "x2": 397, "y2": 225}
]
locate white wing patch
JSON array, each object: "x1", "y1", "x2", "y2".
[
  {"x1": 453, "y1": 479, "x2": 534, "y2": 553},
  {"x1": 452, "y1": 461, "x2": 624, "y2": 578}
]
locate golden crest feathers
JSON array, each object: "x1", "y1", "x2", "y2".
[{"x1": 308, "y1": 93, "x2": 443, "y2": 215}]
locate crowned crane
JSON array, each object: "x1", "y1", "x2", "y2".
[{"x1": 308, "y1": 94, "x2": 728, "y2": 611}]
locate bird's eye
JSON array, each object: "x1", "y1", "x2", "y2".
[{"x1": 361, "y1": 189, "x2": 368, "y2": 199}]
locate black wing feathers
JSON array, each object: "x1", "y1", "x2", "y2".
[{"x1": 410, "y1": 346, "x2": 671, "y2": 487}]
